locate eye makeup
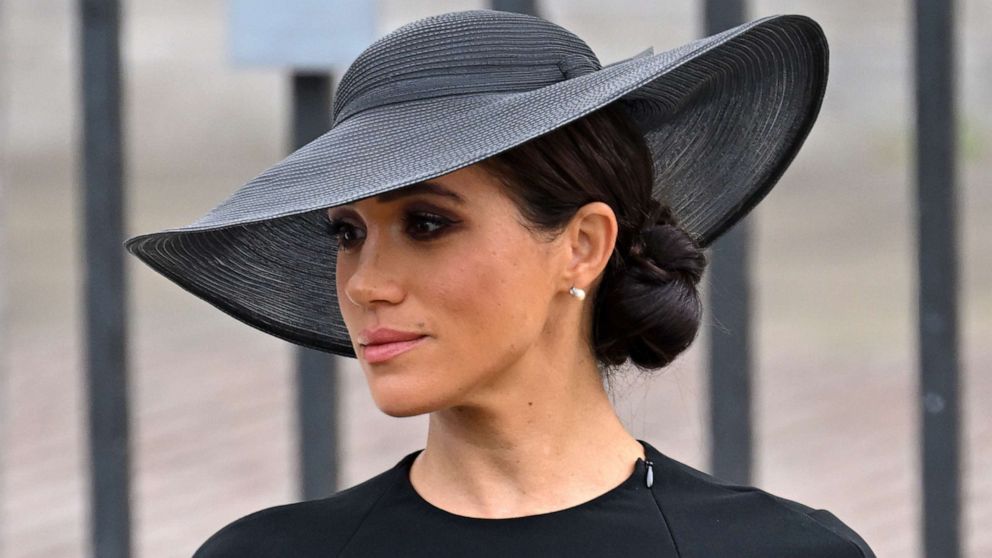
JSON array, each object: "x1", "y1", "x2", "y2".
[{"x1": 325, "y1": 203, "x2": 462, "y2": 251}]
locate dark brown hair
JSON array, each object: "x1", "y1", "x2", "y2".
[{"x1": 476, "y1": 101, "x2": 707, "y2": 378}]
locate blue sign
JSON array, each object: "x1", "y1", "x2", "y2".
[{"x1": 229, "y1": 0, "x2": 378, "y2": 71}]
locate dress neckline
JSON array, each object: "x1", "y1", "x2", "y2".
[{"x1": 395, "y1": 439, "x2": 654, "y2": 523}]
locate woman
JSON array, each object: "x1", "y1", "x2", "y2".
[{"x1": 126, "y1": 9, "x2": 875, "y2": 557}]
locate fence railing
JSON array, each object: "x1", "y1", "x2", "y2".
[
  {"x1": 79, "y1": 1, "x2": 130, "y2": 557},
  {"x1": 914, "y1": 1, "x2": 961, "y2": 556},
  {"x1": 702, "y1": 0, "x2": 753, "y2": 488}
]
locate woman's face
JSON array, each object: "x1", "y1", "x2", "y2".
[{"x1": 326, "y1": 163, "x2": 570, "y2": 417}]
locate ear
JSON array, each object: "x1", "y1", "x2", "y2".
[{"x1": 561, "y1": 201, "x2": 618, "y2": 293}]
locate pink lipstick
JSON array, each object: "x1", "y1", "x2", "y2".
[
  {"x1": 359, "y1": 327, "x2": 429, "y2": 364},
  {"x1": 362, "y1": 336, "x2": 428, "y2": 363}
]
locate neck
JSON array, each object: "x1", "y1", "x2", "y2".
[{"x1": 410, "y1": 354, "x2": 645, "y2": 518}]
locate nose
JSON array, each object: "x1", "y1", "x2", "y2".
[{"x1": 340, "y1": 229, "x2": 405, "y2": 309}]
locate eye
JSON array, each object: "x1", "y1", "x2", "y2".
[
  {"x1": 404, "y1": 211, "x2": 455, "y2": 240},
  {"x1": 325, "y1": 210, "x2": 457, "y2": 251},
  {"x1": 325, "y1": 218, "x2": 364, "y2": 250}
]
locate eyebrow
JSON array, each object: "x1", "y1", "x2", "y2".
[{"x1": 351, "y1": 180, "x2": 466, "y2": 206}]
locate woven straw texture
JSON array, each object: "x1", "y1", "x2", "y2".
[{"x1": 124, "y1": 9, "x2": 828, "y2": 357}]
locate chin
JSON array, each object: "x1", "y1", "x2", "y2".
[
  {"x1": 376, "y1": 402, "x2": 432, "y2": 418},
  {"x1": 366, "y1": 375, "x2": 450, "y2": 418},
  {"x1": 372, "y1": 395, "x2": 443, "y2": 418}
]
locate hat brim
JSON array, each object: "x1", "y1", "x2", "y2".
[{"x1": 125, "y1": 13, "x2": 828, "y2": 357}]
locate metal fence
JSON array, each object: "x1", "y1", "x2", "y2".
[{"x1": 73, "y1": 0, "x2": 962, "y2": 556}]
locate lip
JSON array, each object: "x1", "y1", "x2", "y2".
[
  {"x1": 359, "y1": 327, "x2": 427, "y2": 346},
  {"x1": 361, "y1": 336, "x2": 428, "y2": 364},
  {"x1": 359, "y1": 327, "x2": 429, "y2": 364}
]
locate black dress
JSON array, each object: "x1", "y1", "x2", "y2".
[{"x1": 192, "y1": 439, "x2": 875, "y2": 557}]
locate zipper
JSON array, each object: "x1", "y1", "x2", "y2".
[{"x1": 644, "y1": 459, "x2": 654, "y2": 488}]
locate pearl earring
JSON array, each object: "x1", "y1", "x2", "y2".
[{"x1": 569, "y1": 285, "x2": 586, "y2": 300}]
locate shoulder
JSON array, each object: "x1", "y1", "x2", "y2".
[
  {"x1": 644, "y1": 443, "x2": 875, "y2": 558},
  {"x1": 191, "y1": 460, "x2": 405, "y2": 558}
]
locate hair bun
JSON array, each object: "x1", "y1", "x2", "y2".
[
  {"x1": 593, "y1": 218, "x2": 707, "y2": 370},
  {"x1": 629, "y1": 222, "x2": 705, "y2": 286}
]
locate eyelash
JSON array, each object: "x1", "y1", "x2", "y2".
[{"x1": 324, "y1": 211, "x2": 456, "y2": 251}]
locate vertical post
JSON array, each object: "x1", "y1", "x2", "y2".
[
  {"x1": 914, "y1": 1, "x2": 961, "y2": 556},
  {"x1": 292, "y1": 73, "x2": 340, "y2": 500},
  {"x1": 80, "y1": 0, "x2": 131, "y2": 557},
  {"x1": 703, "y1": 0, "x2": 751, "y2": 485}
]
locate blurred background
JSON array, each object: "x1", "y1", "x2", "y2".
[{"x1": 2, "y1": 0, "x2": 989, "y2": 557}]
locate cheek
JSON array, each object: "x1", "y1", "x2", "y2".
[{"x1": 429, "y1": 236, "x2": 550, "y2": 362}]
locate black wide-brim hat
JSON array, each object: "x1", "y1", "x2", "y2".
[{"x1": 124, "y1": 9, "x2": 828, "y2": 358}]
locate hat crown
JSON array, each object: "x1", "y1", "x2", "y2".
[{"x1": 331, "y1": 9, "x2": 602, "y2": 126}]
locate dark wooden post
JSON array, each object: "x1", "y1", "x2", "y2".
[
  {"x1": 703, "y1": 0, "x2": 751, "y2": 485},
  {"x1": 80, "y1": 0, "x2": 131, "y2": 556},
  {"x1": 292, "y1": 73, "x2": 341, "y2": 499},
  {"x1": 914, "y1": 1, "x2": 961, "y2": 555}
]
